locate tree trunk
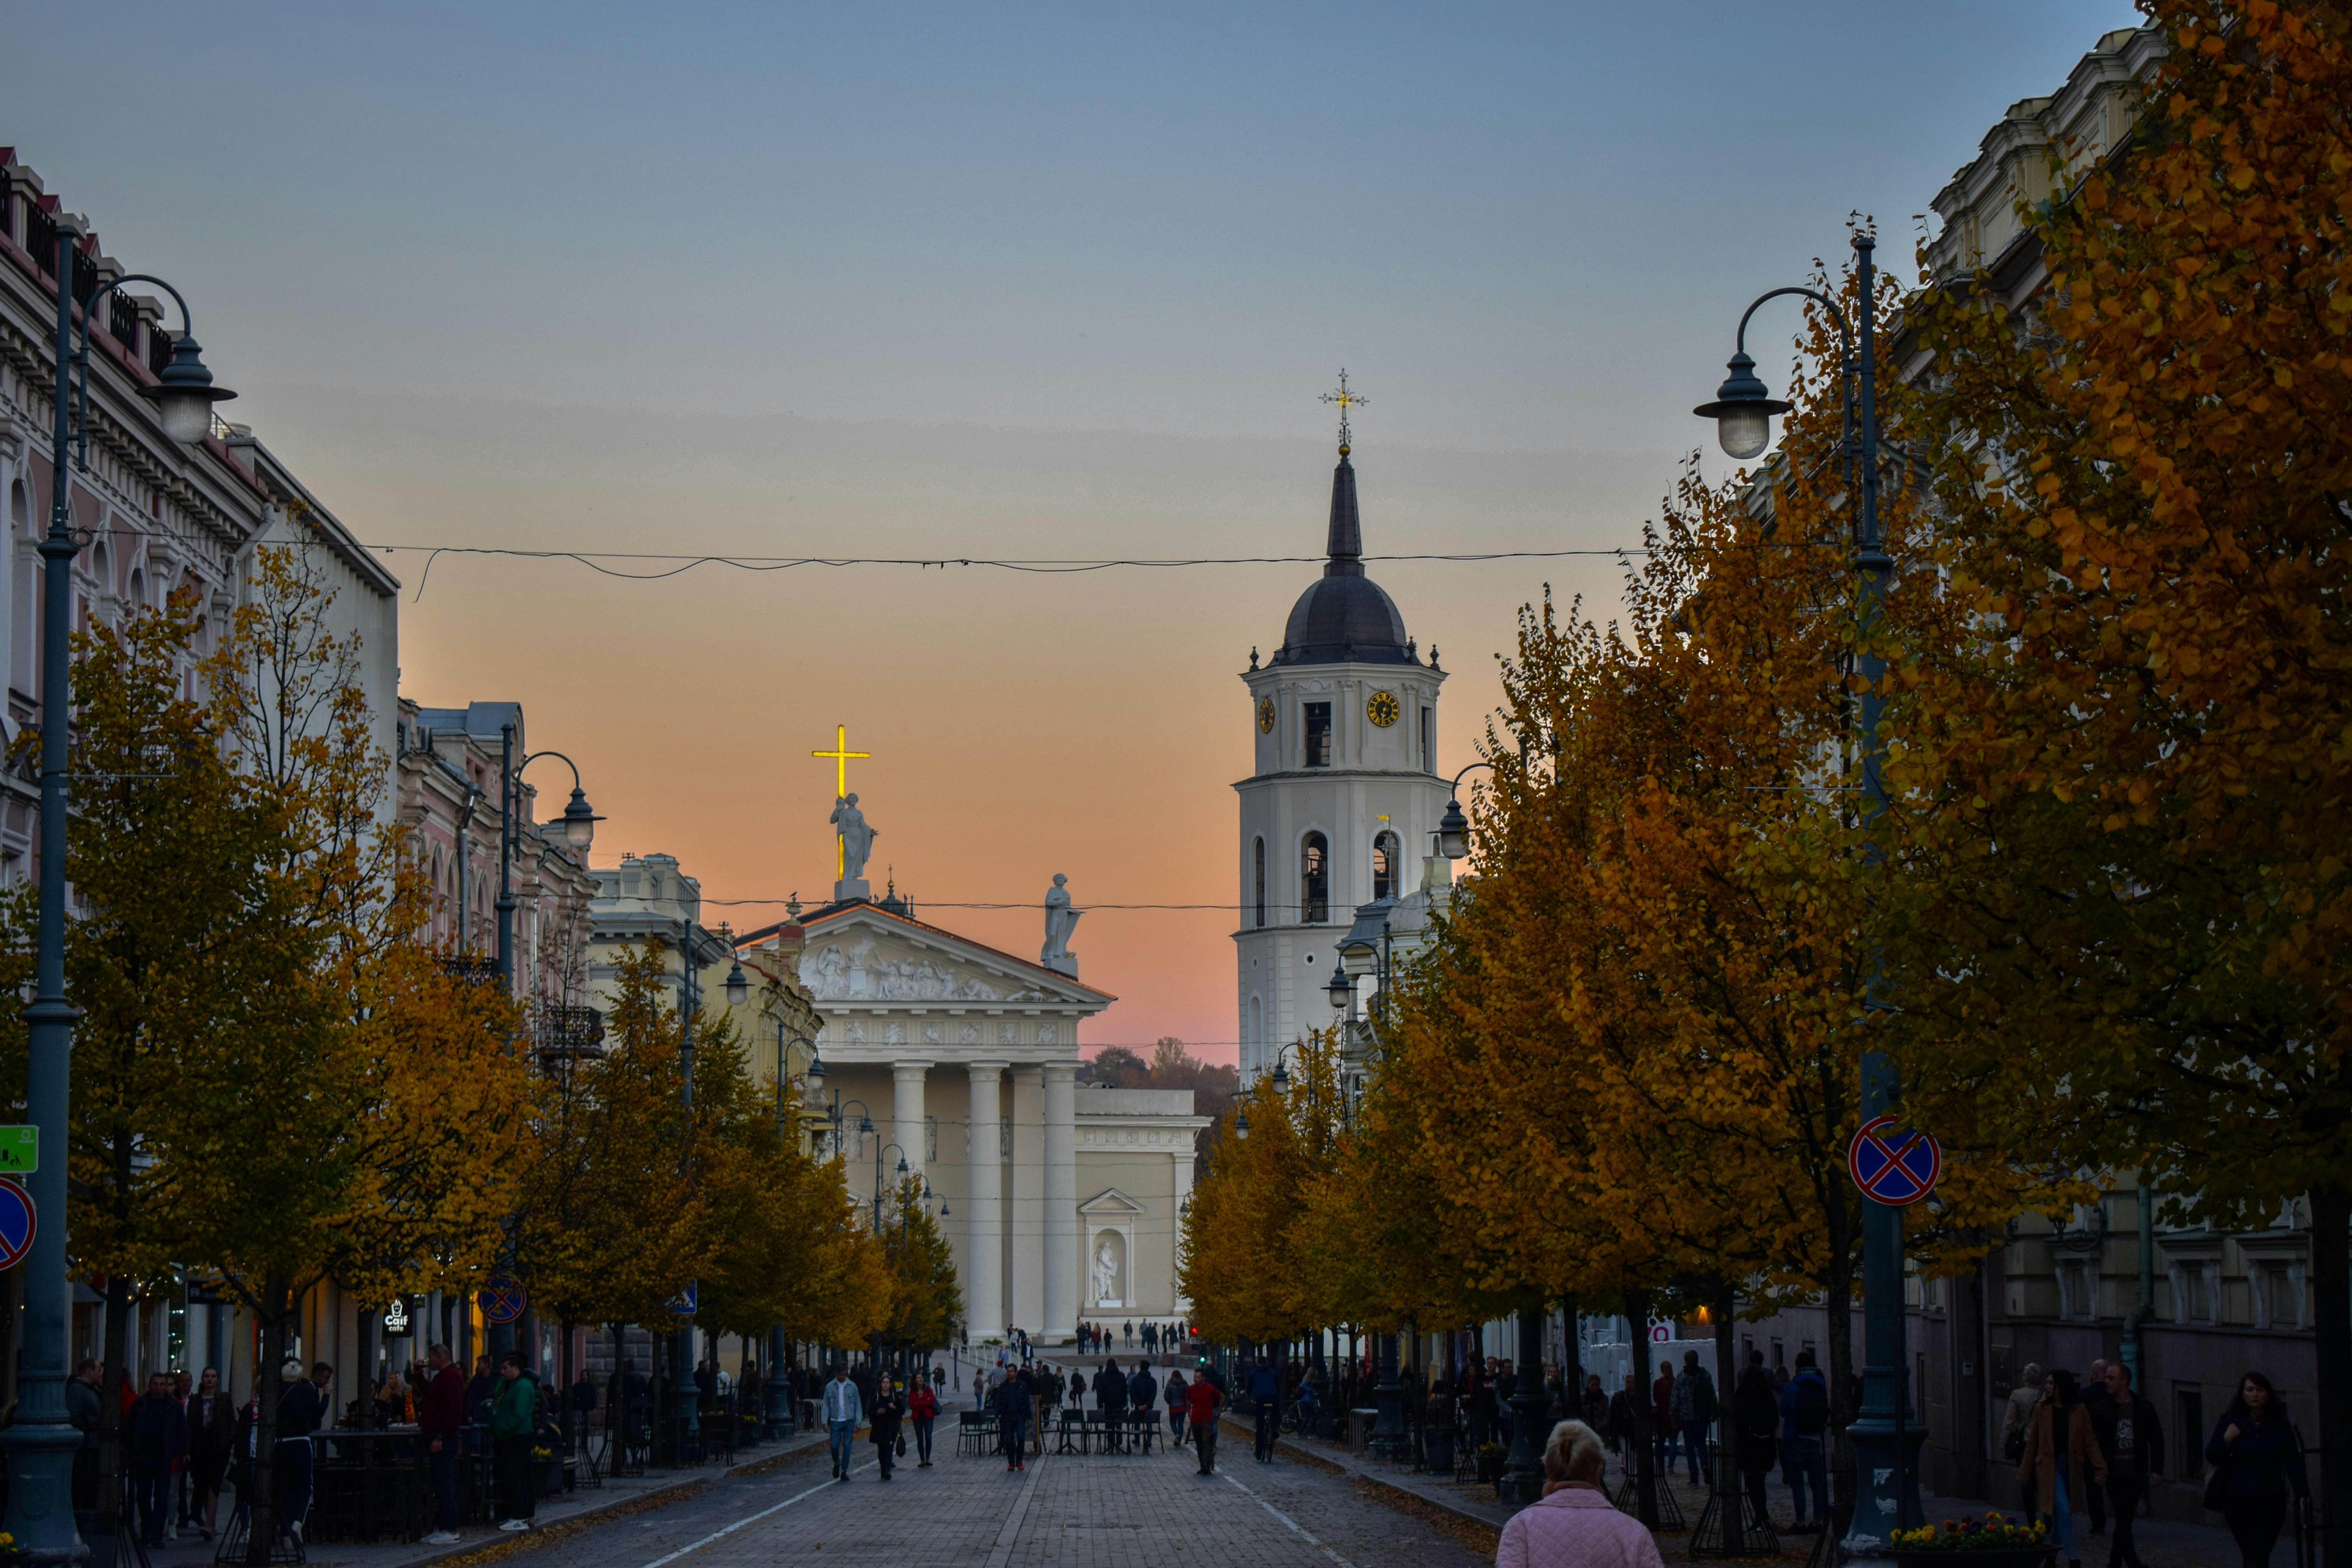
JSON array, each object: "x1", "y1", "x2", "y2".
[
  {"x1": 559, "y1": 1319, "x2": 576, "y2": 1464},
  {"x1": 1627, "y1": 1287, "x2": 1660, "y2": 1530},
  {"x1": 2309, "y1": 1182, "x2": 2349, "y2": 1568},
  {"x1": 1561, "y1": 1294, "x2": 1581, "y2": 1423},
  {"x1": 1711, "y1": 1281, "x2": 1744, "y2": 1553},
  {"x1": 245, "y1": 1283, "x2": 287, "y2": 1568}
]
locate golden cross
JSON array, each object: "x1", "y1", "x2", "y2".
[
  {"x1": 812, "y1": 723, "x2": 871, "y2": 877},
  {"x1": 1320, "y1": 369, "x2": 1368, "y2": 455}
]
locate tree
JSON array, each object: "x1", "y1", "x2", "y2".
[
  {"x1": 1890, "y1": 0, "x2": 2352, "y2": 1546},
  {"x1": 879, "y1": 1174, "x2": 963, "y2": 1360},
  {"x1": 152, "y1": 547, "x2": 530, "y2": 1561}
]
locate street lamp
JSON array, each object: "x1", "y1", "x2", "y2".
[
  {"x1": 725, "y1": 954, "x2": 750, "y2": 1009},
  {"x1": 9, "y1": 235, "x2": 234, "y2": 1566},
  {"x1": 1434, "y1": 761, "x2": 1496, "y2": 862},
  {"x1": 1694, "y1": 231, "x2": 1917, "y2": 1548},
  {"x1": 763, "y1": 1028, "x2": 816, "y2": 1436},
  {"x1": 493, "y1": 735, "x2": 601, "y2": 991}
]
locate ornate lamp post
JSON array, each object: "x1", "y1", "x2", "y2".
[
  {"x1": 7, "y1": 229, "x2": 234, "y2": 1566},
  {"x1": 1692, "y1": 231, "x2": 1921, "y2": 1547},
  {"x1": 493, "y1": 737, "x2": 601, "y2": 990}
]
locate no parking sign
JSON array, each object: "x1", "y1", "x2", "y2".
[
  {"x1": 1847, "y1": 1117, "x2": 1942, "y2": 1207},
  {"x1": 0, "y1": 1178, "x2": 32, "y2": 1269}
]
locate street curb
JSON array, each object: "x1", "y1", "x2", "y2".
[
  {"x1": 391, "y1": 1430, "x2": 833, "y2": 1568},
  {"x1": 1216, "y1": 1414, "x2": 1508, "y2": 1545}
]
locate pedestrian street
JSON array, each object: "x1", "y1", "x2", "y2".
[{"x1": 487, "y1": 1421, "x2": 1487, "y2": 1568}]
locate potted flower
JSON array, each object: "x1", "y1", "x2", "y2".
[
  {"x1": 533, "y1": 1443, "x2": 561, "y2": 1497},
  {"x1": 1475, "y1": 1440, "x2": 1506, "y2": 1485},
  {"x1": 1890, "y1": 1513, "x2": 2054, "y2": 1568}
]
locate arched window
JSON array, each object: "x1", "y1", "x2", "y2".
[
  {"x1": 1301, "y1": 832, "x2": 1329, "y2": 924},
  {"x1": 1249, "y1": 996, "x2": 1262, "y2": 1058},
  {"x1": 1372, "y1": 831, "x2": 1400, "y2": 901},
  {"x1": 1253, "y1": 837, "x2": 1266, "y2": 928},
  {"x1": 127, "y1": 568, "x2": 145, "y2": 613}
]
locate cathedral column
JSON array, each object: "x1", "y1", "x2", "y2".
[
  {"x1": 1010, "y1": 1065, "x2": 1045, "y2": 1338},
  {"x1": 964, "y1": 1062, "x2": 1007, "y2": 1341},
  {"x1": 892, "y1": 1061, "x2": 931, "y2": 1188},
  {"x1": 1170, "y1": 1140, "x2": 1196, "y2": 1312},
  {"x1": 1043, "y1": 1063, "x2": 1078, "y2": 1340}
]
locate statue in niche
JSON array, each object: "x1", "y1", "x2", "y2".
[
  {"x1": 807, "y1": 945, "x2": 848, "y2": 995},
  {"x1": 1092, "y1": 1237, "x2": 1121, "y2": 1306},
  {"x1": 831, "y1": 793, "x2": 877, "y2": 881},
  {"x1": 1041, "y1": 873, "x2": 1082, "y2": 977}
]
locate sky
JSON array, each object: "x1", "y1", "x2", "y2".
[{"x1": 5, "y1": 0, "x2": 2142, "y2": 1058}]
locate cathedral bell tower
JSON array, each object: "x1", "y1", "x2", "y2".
[{"x1": 1233, "y1": 384, "x2": 1447, "y2": 1083}]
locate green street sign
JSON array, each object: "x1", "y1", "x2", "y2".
[{"x1": 0, "y1": 1127, "x2": 34, "y2": 1175}]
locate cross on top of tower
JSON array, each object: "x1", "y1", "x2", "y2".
[{"x1": 1320, "y1": 370, "x2": 1367, "y2": 457}]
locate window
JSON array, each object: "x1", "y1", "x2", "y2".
[
  {"x1": 1421, "y1": 707, "x2": 1434, "y2": 772},
  {"x1": 1253, "y1": 838, "x2": 1266, "y2": 928},
  {"x1": 2175, "y1": 1389, "x2": 2205, "y2": 1480},
  {"x1": 1304, "y1": 702, "x2": 1332, "y2": 768},
  {"x1": 1372, "y1": 831, "x2": 1400, "y2": 901},
  {"x1": 1301, "y1": 833, "x2": 1329, "y2": 923}
]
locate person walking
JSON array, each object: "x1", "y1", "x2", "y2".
[
  {"x1": 1580, "y1": 1373, "x2": 1609, "y2": 1436},
  {"x1": 1096, "y1": 1359, "x2": 1129, "y2": 1454},
  {"x1": 276, "y1": 1358, "x2": 326, "y2": 1544},
  {"x1": 1607, "y1": 1373, "x2": 1645, "y2": 1483},
  {"x1": 1496, "y1": 1421, "x2": 1668, "y2": 1568},
  {"x1": 991, "y1": 1365, "x2": 1034, "y2": 1473},
  {"x1": 2091, "y1": 1361, "x2": 2163, "y2": 1568},
  {"x1": 184, "y1": 1367, "x2": 234, "y2": 1544},
  {"x1": 2204, "y1": 1372, "x2": 2307, "y2": 1568},
  {"x1": 2020, "y1": 1369, "x2": 2107, "y2": 1568},
  {"x1": 823, "y1": 1366, "x2": 863, "y2": 1482},
  {"x1": 129, "y1": 1371, "x2": 186, "y2": 1547},
  {"x1": 1732, "y1": 1352, "x2": 1779, "y2": 1529},
  {"x1": 1652, "y1": 1360, "x2": 1679, "y2": 1475},
  {"x1": 2003, "y1": 1362, "x2": 2047, "y2": 1524},
  {"x1": 909, "y1": 1376, "x2": 939, "y2": 1468},
  {"x1": 1673, "y1": 1350, "x2": 1718, "y2": 1486},
  {"x1": 2083, "y1": 1360, "x2": 2113, "y2": 1539},
  {"x1": 490, "y1": 1351, "x2": 538, "y2": 1532},
  {"x1": 1186, "y1": 1368, "x2": 1225, "y2": 1474},
  {"x1": 1249, "y1": 1358, "x2": 1281, "y2": 1464},
  {"x1": 418, "y1": 1343, "x2": 468, "y2": 1544},
  {"x1": 1131, "y1": 1360, "x2": 1159, "y2": 1450},
  {"x1": 869, "y1": 1380, "x2": 904, "y2": 1482},
  {"x1": 1166, "y1": 1368, "x2": 1190, "y2": 1444},
  {"x1": 1778, "y1": 1350, "x2": 1831, "y2": 1530}
]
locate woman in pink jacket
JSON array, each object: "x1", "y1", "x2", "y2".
[{"x1": 1498, "y1": 1421, "x2": 1668, "y2": 1568}]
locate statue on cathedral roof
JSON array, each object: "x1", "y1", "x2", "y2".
[
  {"x1": 832, "y1": 792, "x2": 877, "y2": 883},
  {"x1": 1041, "y1": 873, "x2": 1082, "y2": 978}
]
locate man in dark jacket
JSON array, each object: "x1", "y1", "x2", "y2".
[
  {"x1": 418, "y1": 1343, "x2": 467, "y2": 1543},
  {"x1": 1096, "y1": 1361, "x2": 1129, "y2": 1453},
  {"x1": 1129, "y1": 1360, "x2": 1159, "y2": 1434},
  {"x1": 2092, "y1": 1363, "x2": 2164, "y2": 1568},
  {"x1": 1249, "y1": 1360, "x2": 1280, "y2": 1463},
  {"x1": 130, "y1": 1372, "x2": 187, "y2": 1546},
  {"x1": 991, "y1": 1369, "x2": 1033, "y2": 1473},
  {"x1": 1732, "y1": 1352, "x2": 1781, "y2": 1526},
  {"x1": 1778, "y1": 1351, "x2": 1831, "y2": 1528},
  {"x1": 66, "y1": 1359, "x2": 102, "y2": 1514}
]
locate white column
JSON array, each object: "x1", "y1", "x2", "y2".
[
  {"x1": 1010, "y1": 1065, "x2": 1045, "y2": 1338},
  {"x1": 965, "y1": 1062, "x2": 1007, "y2": 1341},
  {"x1": 1171, "y1": 1141, "x2": 1196, "y2": 1311},
  {"x1": 1043, "y1": 1064, "x2": 1078, "y2": 1340},
  {"x1": 892, "y1": 1061, "x2": 931, "y2": 1189}
]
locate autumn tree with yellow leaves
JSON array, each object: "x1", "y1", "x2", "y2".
[{"x1": 1887, "y1": 0, "x2": 2352, "y2": 1546}]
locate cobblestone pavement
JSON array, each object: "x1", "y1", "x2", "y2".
[{"x1": 421, "y1": 1429, "x2": 1488, "y2": 1568}]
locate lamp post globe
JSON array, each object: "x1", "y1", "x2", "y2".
[
  {"x1": 1436, "y1": 798, "x2": 1470, "y2": 861},
  {"x1": 137, "y1": 331, "x2": 236, "y2": 445},
  {"x1": 724, "y1": 956, "x2": 749, "y2": 1009},
  {"x1": 1270, "y1": 1059, "x2": 1291, "y2": 1095},
  {"x1": 559, "y1": 785, "x2": 601, "y2": 849},
  {"x1": 1234, "y1": 1110, "x2": 1250, "y2": 1141},
  {"x1": 1327, "y1": 966, "x2": 1352, "y2": 1013},
  {"x1": 1691, "y1": 349, "x2": 1793, "y2": 461}
]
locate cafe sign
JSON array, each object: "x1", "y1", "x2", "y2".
[{"x1": 381, "y1": 1297, "x2": 415, "y2": 1338}]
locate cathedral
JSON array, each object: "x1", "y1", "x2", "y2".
[{"x1": 1234, "y1": 423, "x2": 1453, "y2": 1082}]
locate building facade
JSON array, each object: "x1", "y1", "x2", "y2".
[{"x1": 1235, "y1": 438, "x2": 1450, "y2": 1082}]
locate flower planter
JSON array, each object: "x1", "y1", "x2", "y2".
[{"x1": 1894, "y1": 1549, "x2": 2053, "y2": 1568}]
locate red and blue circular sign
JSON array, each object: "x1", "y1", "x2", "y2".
[
  {"x1": 478, "y1": 1274, "x2": 526, "y2": 1325},
  {"x1": 669, "y1": 1282, "x2": 699, "y2": 1319},
  {"x1": 0, "y1": 1178, "x2": 33, "y2": 1270},
  {"x1": 1848, "y1": 1116, "x2": 1942, "y2": 1207}
]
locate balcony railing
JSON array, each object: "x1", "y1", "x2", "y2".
[
  {"x1": 439, "y1": 954, "x2": 500, "y2": 988},
  {"x1": 536, "y1": 1005, "x2": 606, "y2": 1059}
]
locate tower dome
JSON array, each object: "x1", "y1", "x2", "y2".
[{"x1": 1271, "y1": 450, "x2": 1413, "y2": 666}]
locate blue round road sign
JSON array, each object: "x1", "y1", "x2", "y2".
[
  {"x1": 0, "y1": 1177, "x2": 35, "y2": 1270},
  {"x1": 1847, "y1": 1116, "x2": 1942, "y2": 1207},
  {"x1": 479, "y1": 1274, "x2": 526, "y2": 1325},
  {"x1": 669, "y1": 1282, "x2": 699, "y2": 1319}
]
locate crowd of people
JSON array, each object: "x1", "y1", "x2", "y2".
[{"x1": 1070, "y1": 1319, "x2": 1188, "y2": 1356}]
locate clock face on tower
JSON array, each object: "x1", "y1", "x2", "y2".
[
  {"x1": 1366, "y1": 690, "x2": 1401, "y2": 728},
  {"x1": 1256, "y1": 697, "x2": 1276, "y2": 733}
]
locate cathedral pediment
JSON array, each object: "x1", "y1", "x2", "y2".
[{"x1": 798, "y1": 903, "x2": 1113, "y2": 1010}]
